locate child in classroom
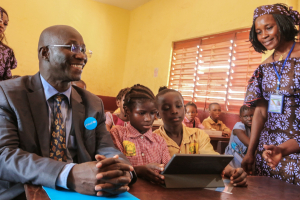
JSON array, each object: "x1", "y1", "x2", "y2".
[
  {"x1": 110, "y1": 84, "x2": 171, "y2": 184},
  {"x1": 202, "y1": 103, "x2": 231, "y2": 136},
  {"x1": 183, "y1": 101, "x2": 204, "y2": 129},
  {"x1": 224, "y1": 105, "x2": 254, "y2": 168},
  {"x1": 154, "y1": 87, "x2": 247, "y2": 186},
  {"x1": 105, "y1": 87, "x2": 130, "y2": 131}
]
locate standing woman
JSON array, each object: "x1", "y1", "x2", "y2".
[
  {"x1": 0, "y1": 7, "x2": 17, "y2": 81},
  {"x1": 241, "y1": 3, "x2": 300, "y2": 185}
]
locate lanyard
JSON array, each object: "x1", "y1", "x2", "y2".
[{"x1": 273, "y1": 42, "x2": 296, "y2": 91}]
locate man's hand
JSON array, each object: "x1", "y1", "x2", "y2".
[
  {"x1": 94, "y1": 155, "x2": 133, "y2": 197},
  {"x1": 134, "y1": 163, "x2": 165, "y2": 185},
  {"x1": 67, "y1": 161, "x2": 100, "y2": 195},
  {"x1": 262, "y1": 144, "x2": 282, "y2": 170},
  {"x1": 223, "y1": 167, "x2": 247, "y2": 187},
  {"x1": 241, "y1": 153, "x2": 255, "y2": 175}
]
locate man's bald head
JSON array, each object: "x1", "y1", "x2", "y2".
[{"x1": 38, "y1": 25, "x2": 83, "y2": 53}]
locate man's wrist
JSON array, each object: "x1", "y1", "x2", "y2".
[{"x1": 56, "y1": 163, "x2": 76, "y2": 189}]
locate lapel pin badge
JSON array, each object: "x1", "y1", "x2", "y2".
[{"x1": 84, "y1": 117, "x2": 97, "y2": 130}]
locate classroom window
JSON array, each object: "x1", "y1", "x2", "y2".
[{"x1": 169, "y1": 28, "x2": 262, "y2": 113}]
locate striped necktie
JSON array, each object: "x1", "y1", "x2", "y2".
[{"x1": 49, "y1": 94, "x2": 67, "y2": 162}]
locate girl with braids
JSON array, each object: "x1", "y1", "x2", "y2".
[
  {"x1": 154, "y1": 87, "x2": 247, "y2": 186},
  {"x1": 0, "y1": 7, "x2": 17, "y2": 81},
  {"x1": 110, "y1": 84, "x2": 170, "y2": 184},
  {"x1": 105, "y1": 87, "x2": 130, "y2": 131},
  {"x1": 241, "y1": 3, "x2": 300, "y2": 185}
]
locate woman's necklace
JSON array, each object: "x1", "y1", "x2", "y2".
[{"x1": 273, "y1": 45, "x2": 293, "y2": 61}]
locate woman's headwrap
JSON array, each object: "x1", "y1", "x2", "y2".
[{"x1": 253, "y1": 4, "x2": 300, "y2": 25}]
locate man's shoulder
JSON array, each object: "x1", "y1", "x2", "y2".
[
  {"x1": 0, "y1": 75, "x2": 35, "y2": 98},
  {"x1": 72, "y1": 86, "x2": 103, "y2": 106},
  {"x1": 0, "y1": 75, "x2": 32, "y2": 90}
]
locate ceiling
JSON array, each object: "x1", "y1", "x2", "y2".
[{"x1": 94, "y1": 0, "x2": 152, "y2": 10}]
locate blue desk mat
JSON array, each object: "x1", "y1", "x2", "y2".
[{"x1": 43, "y1": 186, "x2": 139, "y2": 200}]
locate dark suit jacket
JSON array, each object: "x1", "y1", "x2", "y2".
[{"x1": 0, "y1": 73, "x2": 129, "y2": 199}]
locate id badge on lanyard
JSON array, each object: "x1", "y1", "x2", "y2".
[{"x1": 268, "y1": 42, "x2": 295, "y2": 114}]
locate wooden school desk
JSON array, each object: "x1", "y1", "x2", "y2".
[{"x1": 25, "y1": 176, "x2": 300, "y2": 200}]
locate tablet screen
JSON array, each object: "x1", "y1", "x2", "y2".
[{"x1": 162, "y1": 154, "x2": 233, "y2": 174}]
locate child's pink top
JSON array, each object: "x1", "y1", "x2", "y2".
[
  {"x1": 105, "y1": 112, "x2": 127, "y2": 127},
  {"x1": 110, "y1": 123, "x2": 171, "y2": 167},
  {"x1": 183, "y1": 116, "x2": 205, "y2": 129}
]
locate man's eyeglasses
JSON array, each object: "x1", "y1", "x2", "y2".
[{"x1": 43, "y1": 44, "x2": 92, "y2": 58}]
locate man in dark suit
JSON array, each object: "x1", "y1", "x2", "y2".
[{"x1": 0, "y1": 25, "x2": 135, "y2": 199}]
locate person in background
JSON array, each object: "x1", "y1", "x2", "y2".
[
  {"x1": 202, "y1": 103, "x2": 231, "y2": 136},
  {"x1": 183, "y1": 101, "x2": 204, "y2": 129},
  {"x1": 71, "y1": 79, "x2": 86, "y2": 89},
  {"x1": 110, "y1": 84, "x2": 170, "y2": 184},
  {"x1": 0, "y1": 7, "x2": 17, "y2": 81},
  {"x1": 154, "y1": 88, "x2": 247, "y2": 187},
  {"x1": 241, "y1": 3, "x2": 300, "y2": 185},
  {"x1": 224, "y1": 105, "x2": 255, "y2": 168},
  {"x1": 105, "y1": 87, "x2": 130, "y2": 131}
]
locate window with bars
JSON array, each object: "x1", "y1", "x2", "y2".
[{"x1": 169, "y1": 28, "x2": 262, "y2": 113}]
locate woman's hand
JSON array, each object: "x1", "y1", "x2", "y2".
[
  {"x1": 241, "y1": 153, "x2": 255, "y2": 175},
  {"x1": 262, "y1": 144, "x2": 282, "y2": 170},
  {"x1": 134, "y1": 163, "x2": 165, "y2": 185}
]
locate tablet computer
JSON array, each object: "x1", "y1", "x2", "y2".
[
  {"x1": 161, "y1": 154, "x2": 233, "y2": 175},
  {"x1": 161, "y1": 154, "x2": 233, "y2": 188}
]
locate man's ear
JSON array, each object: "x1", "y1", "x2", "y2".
[{"x1": 40, "y1": 46, "x2": 50, "y2": 61}]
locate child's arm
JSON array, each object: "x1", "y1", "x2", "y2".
[
  {"x1": 221, "y1": 123, "x2": 231, "y2": 137},
  {"x1": 134, "y1": 164, "x2": 165, "y2": 185},
  {"x1": 262, "y1": 139, "x2": 300, "y2": 170},
  {"x1": 233, "y1": 129, "x2": 250, "y2": 147}
]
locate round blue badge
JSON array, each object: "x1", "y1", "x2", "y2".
[{"x1": 84, "y1": 117, "x2": 97, "y2": 130}]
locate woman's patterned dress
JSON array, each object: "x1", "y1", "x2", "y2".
[
  {"x1": 0, "y1": 42, "x2": 17, "y2": 81},
  {"x1": 245, "y1": 58, "x2": 300, "y2": 185}
]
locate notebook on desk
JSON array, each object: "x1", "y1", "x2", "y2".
[
  {"x1": 203, "y1": 130, "x2": 222, "y2": 137},
  {"x1": 43, "y1": 186, "x2": 139, "y2": 200},
  {"x1": 161, "y1": 154, "x2": 233, "y2": 188}
]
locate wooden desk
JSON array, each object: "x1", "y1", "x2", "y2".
[{"x1": 25, "y1": 176, "x2": 300, "y2": 200}]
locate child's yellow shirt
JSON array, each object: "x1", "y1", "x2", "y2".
[
  {"x1": 202, "y1": 116, "x2": 231, "y2": 135},
  {"x1": 153, "y1": 125, "x2": 219, "y2": 157}
]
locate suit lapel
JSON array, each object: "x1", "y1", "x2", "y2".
[
  {"x1": 71, "y1": 87, "x2": 91, "y2": 163},
  {"x1": 27, "y1": 73, "x2": 50, "y2": 157}
]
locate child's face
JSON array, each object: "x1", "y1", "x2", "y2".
[
  {"x1": 157, "y1": 92, "x2": 185, "y2": 127},
  {"x1": 125, "y1": 100, "x2": 157, "y2": 134},
  {"x1": 240, "y1": 109, "x2": 254, "y2": 128},
  {"x1": 209, "y1": 104, "x2": 221, "y2": 121},
  {"x1": 116, "y1": 95, "x2": 126, "y2": 115},
  {"x1": 185, "y1": 105, "x2": 197, "y2": 121}
]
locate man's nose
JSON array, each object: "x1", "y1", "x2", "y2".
[{"x1": 74, "y1": 52, "x2": 87, "y2": 60}]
